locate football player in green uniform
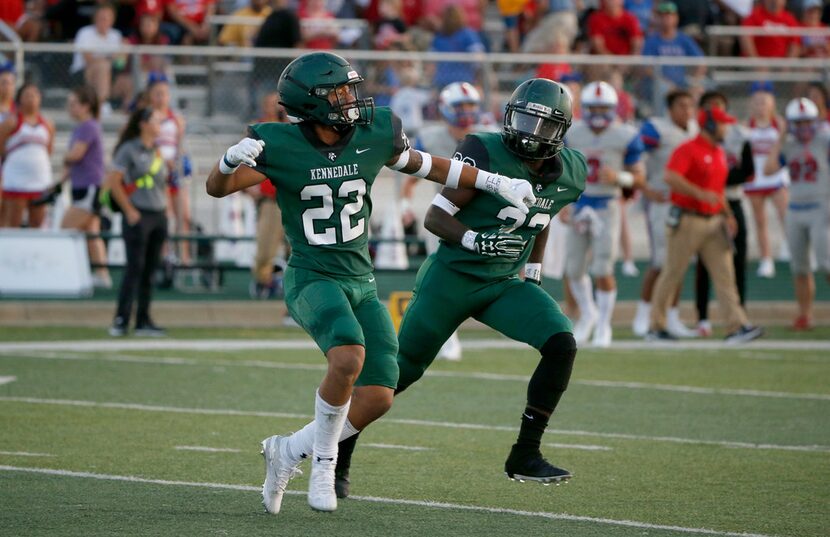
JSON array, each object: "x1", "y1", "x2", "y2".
[
  {"x1": 205, "y1": 51, "x2": 537, "y2": 514},
  {"x1": 334, "y1": 78, "x2": 587, "y2": 497}
]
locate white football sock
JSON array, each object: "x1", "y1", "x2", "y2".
[
  {"x1": 312, "y1": 390, "x2": 350, "y2": 462},
  {"x1": 668, "y1": 307, "x2": 683, "y2": 325},
  {"x1": 595, "y1": 289, "x2": 617, "y2": 327},
  {"x1": 569, "y1": 275, "x2": 596, "y2": 317},
  {"x1": 632, "y1": 300, "x2": 651, "y2": 336},
  {"x1": 285, "y1": 410, "x2": 358, "y2": 462}
]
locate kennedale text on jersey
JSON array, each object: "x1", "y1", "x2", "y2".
[
  {"x1": 309, "y1": 163, "x2": 360, "y2": 181},
  {"x1": 533, "y1": 198, "x2": 554, "y2": 210}
]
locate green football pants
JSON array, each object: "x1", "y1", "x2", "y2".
[
  {"x1": 396, "y1": 255, "x2": 572, "y2": 391},
  {"x1": 284, "y1": 266, "x2": 399, "y2": 389}
]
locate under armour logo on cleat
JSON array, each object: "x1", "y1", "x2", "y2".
[{"x1": 315, "y1": 456, "x2": 335, "y2": 463}]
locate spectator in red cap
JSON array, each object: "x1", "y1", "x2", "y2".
[
  {"x1": 647, "y1": 92, "x2": 763, "y2": 343},
  {"x1": 741, "y1": 0, "x2": 800, "y2": 58}
]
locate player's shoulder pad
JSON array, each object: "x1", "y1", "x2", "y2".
[
  {"x1": 453, "y1": 132, "x2": 492, "y2": 169},
  {"x1": 383, "y1": 107, "x2": 411, "y2": 157},
  {"x1": 639, "y1": 119, "x2": 661, "y2": 149}
]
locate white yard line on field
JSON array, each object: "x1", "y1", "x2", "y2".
[
  {"x1": 0, "y1": 376, "x2": 17, "y2": 386},
  {"x1": 545, "y1": 443, "x2": 613, "y2": 452},
  {"x1": 1, "y1": 396, "x2": 827, "y2": 454},
  {"x1": 0, "y1": 338, "x2": 829, "y2": 353},
  {"x1": 0, "y1": 465, "x2": 782, "y2": 537},
  {"x1": 0, "y1": 451, "x2": 53, "y2": 457},
  {"x1": 362, "y1": 443, "x2": 431, "y2": 451},
  {"x1": 173, "y1": 446, "x2": 242, "y2": 453},
  {"x1": 3, "y1": 351, "x2": 827, "y2": 402}
]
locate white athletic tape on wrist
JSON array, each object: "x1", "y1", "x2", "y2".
[
  {"x1": 218, "y1": 154, "x2": 239, "y2": 175},
  {"x1": 412, "y1": 150, "x2": 432, "y2": 178},
  {"x1": 617, "y1": 171, "x2": 634, "y2": 188},
  {"x1": 388, "y1": 149, "x2": 410, "y2": 171},
  {"x1": 461, "y1": 230, "x2": 478, "y2": 251},
  {"x1": 525, "y1": 263, "x2": 542, "y2": 282},
  {"x1": 445, "y1": 158, "x2": 464, "y2": 189},
  {"x1": 474, "y1": 169, "x2": 502, "y2": 193},
  {"x1": 431, "y1": 193, "x2": 460, "y2": 216}
]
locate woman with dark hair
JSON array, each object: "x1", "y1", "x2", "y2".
[
  {"x1": 105, "y1": 107, "x2": 168, "y2": 337},
  {"x1": 0, "y1": 83, "x2": 54, "y2": 228},
  {"x1": 61, "y1": 86, "x2": 110, "y2": 288}
]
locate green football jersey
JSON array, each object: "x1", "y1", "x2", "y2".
[
  {"x1": 249, "y1": 107, "x2": 409, "y2": 277},
  {"x1": 436, "y1": 131, "x2": 587, "y2": 279}
]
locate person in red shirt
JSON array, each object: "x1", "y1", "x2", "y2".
[
  {"x1": 299, "y1": 0, "x2": 339, "y2": 50},
  {"x1": 163, "y1": 0, "x2": 215, "y2": 45},
  {"x1": 648, "y1": 92, "x2": 763, "y2": 343},
  {"x1": 587, "y1": 0, "x2": 643, "y2": 55},
  {"x1": 740, "y1": 0, "x2": 800, "y2": 58}
]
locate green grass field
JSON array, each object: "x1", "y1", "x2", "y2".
[{"x1": 1, "y1": 327, "x2": 828, "y2": 537}]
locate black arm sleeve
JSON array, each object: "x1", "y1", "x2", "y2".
[
  {"x1": 727, "y1": 141, "x2": 754, "y2": 186},
  {"x1": 453, "y1": 135, "x2": 490, "y2": 172},
  {"x1": 390, "y1": 113, "x2": 410, "y2": 157}
]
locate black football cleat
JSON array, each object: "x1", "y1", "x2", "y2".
[{"x1": 505, "y1": 449, "x2": 572, "y2": 485}]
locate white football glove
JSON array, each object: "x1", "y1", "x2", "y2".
[
  {"x1": 475, "y1": 173, "x2": 536, "y2": 214},
  {"x1": 220, "y1": 137, "x2": 265, "y2": 173}
]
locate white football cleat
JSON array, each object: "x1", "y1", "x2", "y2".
[
  {"x1": 667, "y1": 309, "x2": 698, "y2": 338},
  {"x1": 437, "y1": 331, "x2": 462, "y2": 361},
  {"x1": 591, "y1": 323, "x2": 612, "y2": 348},
  {"x1": 757, "y1": 258, "x2": 775, "y2": 278},
  {"x1": 621, "y1": 260, "x2": 639, "y2": 277},
  {"x1": 308, "y1": 456, "x2": 338, "y2": 512},
  {"x1": 261, "y1": 435, "x2": 302, "y2": 514},
  {"x1": 631, "y1": 302, "x2": 651, "y2": 337},
  {"x1": 573, "y1": 308, "x2": 597, "y2": 345}
]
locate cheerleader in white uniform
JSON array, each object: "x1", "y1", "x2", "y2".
[{"x1": 0, "y1": 84, "x2": 54, "y2": 228}]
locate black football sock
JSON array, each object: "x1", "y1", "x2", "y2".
[{"x1": 336, "y1": 431, "x2": 361, "y2": 476}]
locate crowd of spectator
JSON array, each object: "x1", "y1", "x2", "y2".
[
  {"x1": 0, "y1": 0, "x2": 827, "y2": 123},
  {"x1": 2, "y1": 1, "x2": 829, "y2": 62},
  {"x1": 0, "y1": 1, "x2": 828, "y2": 332}
]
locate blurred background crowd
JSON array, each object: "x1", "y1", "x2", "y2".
[{"x1": 0, "y1": 0, "x2": 828, "y2": 339}]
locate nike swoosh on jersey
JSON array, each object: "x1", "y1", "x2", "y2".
[
  {"x1": 356, "y1": 148, "x2": 371, "y2": 154},
  {"x1": 368, "y1": 276, "x2": 375, "y2": 282},
  {"x1": 557, "y1": 186, "x2": 568, "y2": 192}
]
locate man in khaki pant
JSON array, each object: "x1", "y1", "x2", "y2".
[
  {"x1": 648, "y1": 95, "x2": 763, "y2": 343},
  {"x1": 249, "y1": 94, "x2": 289, "y2": 298}
]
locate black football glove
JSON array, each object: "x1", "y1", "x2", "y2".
[{"x1": 472, "y1": 230, "x2": 526, "y2": 260}]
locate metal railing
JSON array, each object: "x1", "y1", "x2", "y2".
[{"x1": 2, "y1": 41, "x2": 828, "y2": 120}]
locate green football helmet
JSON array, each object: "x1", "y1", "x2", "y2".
[
  {"x1": 277, "y1": 52, "x2": 374, "y2": 127},
  {"x1": 502, "y1": 78, "x2": 572, "y2": 160}
]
